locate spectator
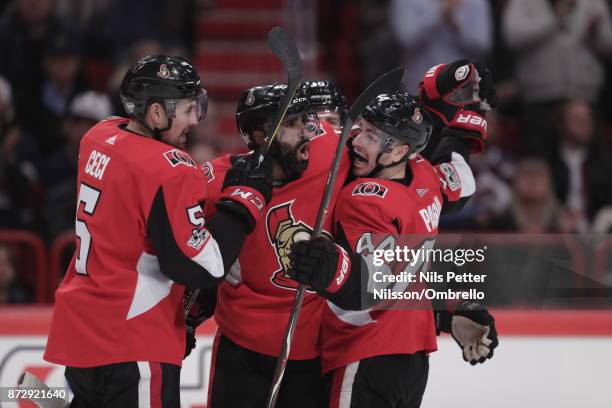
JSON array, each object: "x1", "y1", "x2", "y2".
[
  {"x1": 503, "y1": 0, "x2": 612, "y2": 154},
  {"x1": 485, "y1": 158, "x2": 575, "y2": 233},
  {"x1": 486, "y1": 0, "x2": 520, "y2": 109},
  {"x1": 548, "y1": 98, "x2": 612, "y2": 231},
  {"x1": 470, "y1": 110, "x2": 516, "y2": 215},
  {"x1": 38, "y1": 26, "x2": 87, "y2": 152},
  {"x1": 0, "y1": 243, "x2": 31, "y2": 304},
  {"x1": 440, "y1": 110, "x2": 516, "y2": 230},
  {"x1": 360, "y1": 0, "x2": 401, "y2": 85},
  {"x1": 41, "y1": 91, "x2": 112, "y2": 239},
  {"x1": 390, "y1": 0, "x2": 492, "y2": 93},
  {"x1": 0, "y1": 74, "x2": 13, "y2": 130},
  {"x1": 592, "y1": 206, "x2": 612, "y2": 233},
  {"x1": 0, "y1": 0, "x2": 61, "y2": 137},
  {"x1": 0, "y1": 75, "x2": 41, "y2": 230}
]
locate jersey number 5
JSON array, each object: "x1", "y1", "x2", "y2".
[{"x1": 75, "y1": 183, "x2": 101, "y2": 275}]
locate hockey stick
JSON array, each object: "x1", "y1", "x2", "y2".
[
  {"x1": 183, "y1": 26, "x2": 303, "y2": 318},
  {"x1": 257, "y1": 26, "x2": 304, "y2": 161},
  {"x1": 266, "y1": 67, "x2": 405, "y2": 408},
  {"x1": 18, "y1": 371, "x2": 70, "y2": 408}
]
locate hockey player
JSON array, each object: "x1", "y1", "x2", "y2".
[
  {"x1": 287, "y1": 64, "x2": 499, "y2": 407},
  {"x1": 302, "y1": 80, "x2": 348, "y2": 132},
  {"x1": 196, "y1": 82, "x2": 350, "y2": 407},
  {"x1": 44, "y1": 55, "x2": 273, "y2": 407}
]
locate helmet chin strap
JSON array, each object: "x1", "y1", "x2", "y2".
[
  {"x1": 368, "y1": 152, "x2": 409, "y2": 178},
  {"x1": 348, "y1": 135, "x2": 409, "y2": 178},
  {"x1": 139, "y1": 115, "x2": 173, "y2": 143}
]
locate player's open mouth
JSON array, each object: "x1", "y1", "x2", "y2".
[
  {"x1": 297, "y1": 141, "x2": 310, "y2": 161},
  {"x1": 353, "y1": 152, "x2": 368, "y2": 166}
]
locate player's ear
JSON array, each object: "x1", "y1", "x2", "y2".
[
  {"x1": 148, "y1": 102, "x2": 168, "y2": 128},
  {"x1": 392, "y1": 144, "x2": 410, "y2": 161},
  {"x1": 252, "y1": 130, "x2": 266, "y2": 146}
]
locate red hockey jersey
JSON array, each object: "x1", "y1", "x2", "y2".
[
  {"x1": 203, "y1": 121, "x2": 349, "y2": 359},
  {"x1": 45, "y1": 117, "x2": 222, "y2": 367},
  {"x1": 321, "y1": 154, "x2": 474, "y2": 373}
]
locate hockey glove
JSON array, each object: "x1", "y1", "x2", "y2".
[
  {"x1": 184, "y1": 325, "x2": 196, "y2": 359},
  {"x1": 419, "y1": 60, "x2": 496, "y2": 154},
  {"x1": 217, "y1": 154, "x2": 273, "y2": 232},
  {"x1": 287, "y1": 237, "x2": 351, "y2": 298},
  {"x1": 183, "y1": 287, "x2": 216, "y2": 359},
  {"x1": 451, "y1": 301, "x2": 499, "y2": 365}
]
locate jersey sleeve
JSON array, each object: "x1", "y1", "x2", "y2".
[
  {"x1": 147, "y1": 165, "x2": 226, "y2": 288},
  {"x1": 326, "y1": 189, "x2": 400, "y2": 310},
  {"x1": 433, "y1": 151, "x2": 476, "y2": 203},
  {"x1": 427, "y1": 133, "x2": 476, "y2": 211},
  {"x1": 197, "y1": 156, "x2": 251, "y2": 278},
  {"x1": 201, "y1": 159, "x2": 224, "y2": 217}
]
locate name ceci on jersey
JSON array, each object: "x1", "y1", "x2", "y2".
[{"x1": 85, "y1": 150, "x2": 111, "y2": 181}]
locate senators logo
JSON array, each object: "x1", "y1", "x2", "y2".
[
  {"x1": 157, "y1": 63, "x2": 171, "y2": 79},
  {"x1": 164, "y1": 149, "x2": 197, "y2": 168},
  {"x1": 201, "y1": 162, "x2": 215, "y2": 182},
  {"x1": 266, "y1": 201, "x2": 317, "y2": 291},
  {"x1": 352, "y1": 182, "x2": 388, "y2": 198},
  {"x1": 306, "y1": 119, "x2": 329, "y2": 141}
]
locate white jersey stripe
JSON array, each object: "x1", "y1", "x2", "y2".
[
  {"x1": 127, "y1": 252, "x2": 173, "y2": 320},
  {"x1": 191, "y1": 235, "x2": 224, "y2": 278},
  {"x1": 137, "y1": 361, "x2": 152, "y2": 408},
  {"x1": 450, "y1": 152, "x2": 476, "y2": 198},
  {"x1": 339, "y1": 361, "x2": 360, "y2": 408}
]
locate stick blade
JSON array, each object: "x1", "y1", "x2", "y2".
[
  {"x1": 18, "y1": 371, "x2": 70, "y2": 408},
  {"x1": 347, "y1": 67, "x2": 404, "y2": 121},
  {"x1": 267, "y1": 26, "x2": 303, "y2": 78},
  {"x1": 260, "y1": 26, "x2": 304, "y2": 154}
]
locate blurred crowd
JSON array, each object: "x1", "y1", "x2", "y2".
[
  {"x1": 2, "y1": 0, "x2": 612, "y2": 303},
  {"x1": 321, "y1": 0, "x2": 612, "y2": 234}
]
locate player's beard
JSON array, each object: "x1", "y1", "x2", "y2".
[{"x1": 270, "y1": 137, "x2": 310, "y2": 182}]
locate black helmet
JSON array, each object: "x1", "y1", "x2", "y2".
[
  {"x1": 120, "y1": 55, "x2": 207, "y2": 124},
  {"x1": 361, "y1": 92, "x2": 432, "y2": 156},
  {"x1": 235, "y1": 83, "x2": 309, "y2": 149},
  {"x1": 301, "y1": 80, "x2": 347, "y2": 114}
]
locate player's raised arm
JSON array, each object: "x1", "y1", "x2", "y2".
[{"x1": 419, "y1": 59, "x2": 498, "y2": 210}]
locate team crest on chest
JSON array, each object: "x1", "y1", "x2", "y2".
[{"x1": 266, "y1": 201, "x2": 319, "y2": 291}]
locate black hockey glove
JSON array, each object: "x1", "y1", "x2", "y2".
[
  {"x1": 450, "y1": 301, "x2": 499, "y2": 365},
  {"x1": 184, "y1": 325, "x2": 196, "y2": 359},
  {"x1": 419, "y1": 60, "x2": 496, "y2": 154},
  {"x1": 287, "y1": 237, "x2": 351, "y2": 298},
  {"x1": 217, "y1": 154, "x2": 273, "y2": 232}
]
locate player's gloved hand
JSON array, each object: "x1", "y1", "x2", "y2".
[
  {"x1": 451, "y1": 301, "x2": 499, "y2": 365},
  {"x1": 184, "y1": 325, "x2": 196, "y2": 359},
  {"x1": 183, "y1": 287, "x2": 215, "y2": 359},
  {"x1": 217, "y1": 154, "x2": 273, "y2": 232},
  {"x1": 287, "y1": 236, "x2": 351, "y2": 297},
  {"x1": 419, "y1": 60, "x2": 496, "y2": 154}
]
